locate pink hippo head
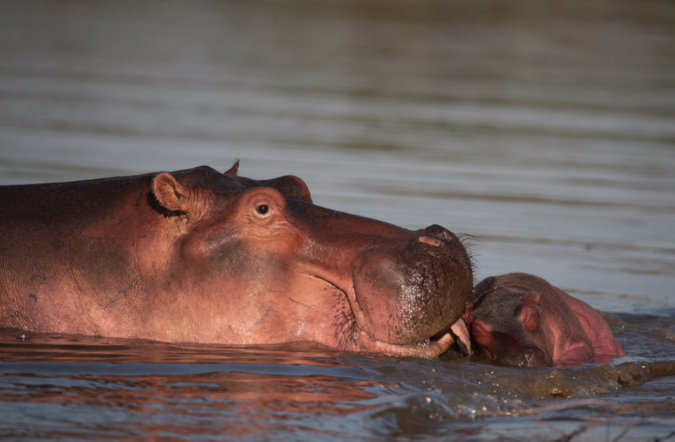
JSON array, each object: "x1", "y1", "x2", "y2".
[{"x1": 465, "y1": 273, "x2": 625, "y2": 367}]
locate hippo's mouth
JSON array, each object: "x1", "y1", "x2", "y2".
[
  {"x1": 352, "y1": 317, "x2": 471, "y2": 358},
  {"x1": 327, "y1": 281, "x2": 472, "y2": 359}
]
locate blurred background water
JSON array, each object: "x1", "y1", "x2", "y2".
[{"x1": 0, "y1": 0, "x2": 674, "y2": 440}]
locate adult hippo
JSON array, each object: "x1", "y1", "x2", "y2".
[
  {"x1": 0, "y1": 163, "x2": 473, "y2": 358},
  {"x1": 464, "y1": 273, "x2": 625, "y2": 367}
]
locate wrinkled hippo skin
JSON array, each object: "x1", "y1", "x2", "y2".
[
  {"x1": 465, "y1": 273, "x2": 625, "y2": 367},
  {"x1": 0, "y1": 163, "x2": 473, "y2": 358}
]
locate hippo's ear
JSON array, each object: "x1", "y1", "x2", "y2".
[
  {"x1": 517, "y1": 303, "x2": 540, "y2": 332},
  {"x1": 152, "y1": 172, "x2": 189, "y2": 213},
  {"x1": 224, "y1": 160, "x2": 240, "y2": 176}
]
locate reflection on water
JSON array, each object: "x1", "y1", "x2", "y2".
[
  {"x1": 1, "y1": 320, "x2": 674, "y2": 440},
  {"x1": 0, "y1": 0, "x2": 674, "y2": 440},
  {"x1": 2, "y1": 371, "x2": 381, "y2": 439}
]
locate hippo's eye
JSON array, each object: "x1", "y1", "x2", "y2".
[{"x1": 255, "y1": 203, "x2": 271, "y2": 218}]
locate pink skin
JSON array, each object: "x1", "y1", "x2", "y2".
[
  {"x1": 465, "y1": 273, "x2": 625, "y2": 367},
  {"x1": 0, "y1": 164, "x2": 473, "y2": 358}
]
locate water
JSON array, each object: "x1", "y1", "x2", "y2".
[
  {"x1": 1, "y1": 323, "x2": 674, "y2": 441},
  {"x1": 1, "y1": 0, "x2": 674, "y2": 440}
]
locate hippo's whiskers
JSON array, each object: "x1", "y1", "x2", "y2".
[{"x1": 333, "y1": 292, "x2": 360, "y2": 351}]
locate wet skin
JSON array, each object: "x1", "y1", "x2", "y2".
[
  {"x1": 465, "y1": 273, "x2": 625, "y2": 367},
  {"x1": 0, "y1": 163, "x2": 473, "y2": 358}
]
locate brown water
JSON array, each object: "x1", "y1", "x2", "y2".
[{"x1": 1, "y1": 0, "x2": 674, "y2": 440}]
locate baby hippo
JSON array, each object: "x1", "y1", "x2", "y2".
[{"x1": 465, "y1": 273, "x2": 625, "y2": 367}]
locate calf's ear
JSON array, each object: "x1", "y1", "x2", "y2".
[
  {"x1": 152, "y1": 172, "x2": 189, "y2": 213},
  {"x1": 471, "y1": 319, "x2": 494, "y2": 346},
  {"x1": 518, "y1": 303, "x2": 540, "y2": 332}
]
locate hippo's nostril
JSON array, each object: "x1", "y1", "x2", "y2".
[{"x1": 418, "y1": 236, "x2": 442, "y2": 247}]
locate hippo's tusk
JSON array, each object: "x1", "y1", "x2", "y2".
[{"x1": 450, "y1": 318, "x2": 472, "y2": 355}]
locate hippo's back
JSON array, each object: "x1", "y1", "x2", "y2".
[{"x1": 0, "y1": 175, "x2": 153, "y2": 223}]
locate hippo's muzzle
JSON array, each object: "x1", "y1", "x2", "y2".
[{"x1": 352, "y1": 224, "x2": 473, "y2": 347}]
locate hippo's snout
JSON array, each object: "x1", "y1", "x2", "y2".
[{"x1": 352, "y1": 225, "x2": 473, "y2": 346}]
